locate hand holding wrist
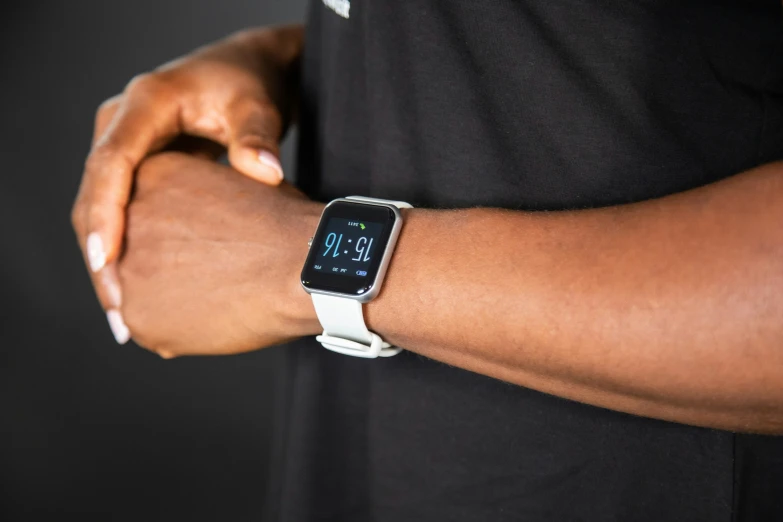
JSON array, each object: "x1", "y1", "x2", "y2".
[
  {"x1": 73, "y1": 25, "x2": 305, "y2": 346},
  {"x1": 117, "y1": 152, "x2": 322, "y2": 357}
]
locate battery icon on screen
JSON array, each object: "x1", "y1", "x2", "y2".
[{"x1": 356, "y1": 270, "x2": 367, "y2": 276}]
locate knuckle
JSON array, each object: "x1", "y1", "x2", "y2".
[
  {"x1": 96, "y1": 95, "x2": 121, "y2": 118},
  {"x1": 125, "y1": 72, "x2": 157, "y2": 93},
  {"x1": 252, "y1": 108, "x2": 283, "y2": 140},
  {"x1": 85, "y1": 143, "x2": 134, "y2": 175},
  {"x1": 233, "y1": 133, "x2": 272, "y2": 152},
  {"x1": 130, "y1": 329, "x2": 175, "y2": 357},
  {"x1": 254, "y1": 102, "x2": 280, "y2": 121},
  {"x1": 233, "y1": 108, "x2": 282, "y2": 148},
  {"x1": 84, "y1": 145, "x2": 111, "y2": 170},
  {"x1": 152, "y1": 340, "x2": 181, "y2": 357},
  {"x1": 122, "y1": 307, "x2": 151, "y2": 347},
  {"x1": 93, "y1": 96, "x2": 122, "y2": 133},
  {"x1": 125, "y1": 314, "x2": 184, "y2": 356},
  {"x1": 121, "y1": 300, "x2": 171, "y2": 354},
  {"x1": 125, "y1": 72, "x2": 172, "y2": 101},
  {"x1": 130, "y1": 332, "x2": 155, "y2": 352},
  {"x1": 86, "y1": 202, "x2": 113, "y2": 229}
]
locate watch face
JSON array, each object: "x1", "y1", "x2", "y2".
[{"x1": 301, "y1": 201, "x2": 399, "y2": 297}]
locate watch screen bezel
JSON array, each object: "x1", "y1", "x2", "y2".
[{"x1": 301, "y1": 201, "x2": 398, "y2": 297}]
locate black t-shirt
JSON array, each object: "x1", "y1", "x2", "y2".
[{"x1": 267, "y1": 1, "x2": 783, "y2": 520}]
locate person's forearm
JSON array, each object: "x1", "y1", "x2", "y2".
[{"x1": 356, "y1": 162, "x2": 783, "y2": 433}]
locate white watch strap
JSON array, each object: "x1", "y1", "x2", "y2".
[
  {"x1": 312, "y1": 196, "x2": 411, "y2": 358},
  {"x1": 345, "y1": 195, "x2": 413, "y2": 210},
  {"x1": 313, "y1": 294, "x2": 401, "y2": 358}
]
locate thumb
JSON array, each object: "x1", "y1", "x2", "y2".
[{"x1": 226, "y1": 99, "x2": 285, "y2": 185}]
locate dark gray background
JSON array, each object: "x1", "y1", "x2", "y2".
[{"x1": 1, "y1": 1, "x2": 306, "y2": 520}]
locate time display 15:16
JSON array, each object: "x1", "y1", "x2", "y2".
[
  {"x1": 323, "y1": 225, "x2": 373, "y2": 262},
  {"x1": 314, "y1": 217, "x2": 384, "y2": 278}
]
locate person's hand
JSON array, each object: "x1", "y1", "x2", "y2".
[
  {"x1": 117, "y1": 152, "x2": 322, "y2": 357},
  {"x1": 71, "y1": 25, "x2": 303, "y2": 342}
]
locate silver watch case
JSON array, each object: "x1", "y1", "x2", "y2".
[{"x1": 301, "y1": 197, "x2": 405, "y2": 304}]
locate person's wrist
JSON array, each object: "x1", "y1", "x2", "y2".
[{"x1": 282, "y1": 199, "x2": 324, "y2": 337}]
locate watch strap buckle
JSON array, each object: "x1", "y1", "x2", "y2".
[{"x1": 316, "y1": 331, "x2": 402, "y2": 359}]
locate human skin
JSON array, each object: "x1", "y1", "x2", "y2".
[
  {"x1": 73, "y1": 25, "x2": 783, "y2": 434},
  {"x1": 117, "y1": 152, "x2": 321, "y2": 355},
  {"x1": 71, "y1": 25, "x2": 304, "y2": 338},
  {"x1": 120, "y1": 151, "x2": 783, "y2": 434}
]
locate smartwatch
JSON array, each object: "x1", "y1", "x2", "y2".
[{"x1": 300, "y1": 196, "x2": 412, "y2": 358}]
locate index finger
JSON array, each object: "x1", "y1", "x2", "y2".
[
  {"x1": 92, "y1": 94, "x2": 122, "y2": 147},
  {"x1": 75, "y1": 84, "x2": 180, "y2": 268}
]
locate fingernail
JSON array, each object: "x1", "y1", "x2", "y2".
[
  {"x1": 258, "y1": 150, "x2": 284, "y2": 180},
  {"x1": 99, "y1": 264, "x2": 122, "y2": 308},
  {"x1": 105, "y1": 279, "x2": 122, "y2": 309},
  {"x1": 106, "y1": 309, "x2": 130, "y2": 344},
  {"x1": 87, "y1": 232, "x2": 106, "y2": 272}
]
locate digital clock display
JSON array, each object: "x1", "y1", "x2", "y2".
[
  {"x1": 301, "y1": 201, "x2": 399, "y2": 296},
  {"x1": 312, "y1": 218, "x2": 384, "y2": 278}
]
